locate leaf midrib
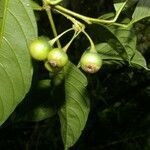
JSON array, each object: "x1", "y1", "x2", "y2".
[{"x1": 63, "y1": 75, "x2": 88, "y2": 149}]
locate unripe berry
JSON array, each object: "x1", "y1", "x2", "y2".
[
  {"x1": 47, "y1": 48, "x2": 68, "y2": 68},
  {"x1": 80, "y1": 51, "x2": 102, "y2": 73},
  {"x1": 29, "y1": 38, "x2": 51, "y2": 61}
]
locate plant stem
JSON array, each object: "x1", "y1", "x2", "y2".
[
  {"x1": 82, "y1": 30, "x2": 96, "y2": 52},
  {"x1": 63, "y1": 31, "x2": 81, "y2": 52},
  {"x1": 54, "y1": 1, "x2": 129, "y2": 27},
  {"x1": 111, "y1": 22, "x2": 129, "y2": 28},
  {"x1": 54, "y1": 5, "x2": 95, "y2": 24},
  {"x1": 46, "y1": 0, "x2": 62, "y2": 5},
  {"x1": 113, "y1": 0, "x2": 128, "y2": 22},
  {"x1": 54, "y1": 9, "x2": 84, "y2": 29},
  {"x1": 49, "y1": 28, "x2": 74, "y2": 46},
  {"x1": 43, "y1": 2, "x2": 61, "y2": 48}
]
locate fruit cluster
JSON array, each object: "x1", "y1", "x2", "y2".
[
  {"x1": 29, "y1": 37, "x2": 102, "y2": 73},
  {"x1": 29, "y1": 37, "x2": 68, "y2": 72}
]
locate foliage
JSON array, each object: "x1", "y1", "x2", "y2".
[{"x1": 0, "y1": 0, "x2": 150, "y2": 150}]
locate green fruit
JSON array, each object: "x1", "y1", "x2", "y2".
[
  {"x1": 29, "y1": 38, "x2": 51, "y2": 61},
  {"x1": 80, "y1": 51, "x2": 102, "y2": 73},
  {"x1": 47, "y1": 48, "x2": 68, "y2": 68}
]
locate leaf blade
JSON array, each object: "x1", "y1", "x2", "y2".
[
  {"x1": 59, "y1": 63, "x2": 90, "y2": 150},
  {"x1": 0, "y1": 0, "x2": 37, "y2": 124},
  {"x1": 131, "y1": 0, "x2": 150, "y2": 24},
  {"x1": 101, "y1": 25, "x2": 137, "y2": 61},
  {"x1": 96, "y1": 42, "x2": 149, "y2": 70}
]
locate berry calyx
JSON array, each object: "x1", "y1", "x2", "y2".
[
  {"x1": 29, "y1": 38, "x2": 51, "y2": 61},
  {"x1": 44, "y1": 61, "x2": 61, "y2": 72},
  {"x1": 80, "y1": 51, "x2": 102, "y2": 73},
  {"x1": 47, "y1": 48, "x2": 68, "y2": 68}
]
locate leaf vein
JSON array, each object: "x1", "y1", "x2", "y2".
[
  {"x1": 66, "y1": 81, "x2": 88, "y2": 106},
  {"x1": 66, "y1": 94, "x2": 86, "y2": 121},
  {"x1": 3, "y1": 37, "x2": 26, "y2": 92},
  {"x1": 18, "y1": 0, "x2": 36, "y2": 34}
]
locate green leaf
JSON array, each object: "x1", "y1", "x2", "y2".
[
  {"x1": 114, "y1": 1, "x2": 127, "y2": 13},
  {"x1": 96, "y1": 43, "x2": 122, "y2": 60},
  {"x1": 113, "y1": 0, "x2": 138, "y2": 12},
  {"x1": 11, "y1": 79, "x2": 55, "y2": 122},
  {"x1": 12, "y1": 88, "x2": 56, "y2": 122},
  {"x1": 30, "y1": 0, "x2": 43, "y2": 11},
  {"x1": 59, "y1": 62, "x2": 90, "y2": 150},
  {"x1": 0, "y1": 0, "x2": 37, "y2": 125},
  {"x1": 99, "y1": 12, "x2": 115, "y2": 20},
  {"x1": 30, "y1": 106, "x2": 56, "y2": 121},
  {"x1": 102, "y1": 25, "x2": 137, "y2": 61},
  {"x1": 13, "y1": 105, "x2": 56, "y2": 122},
  {"x1": 131, "y1": 0, "x2": 150, "y2": 24},
  {"x1": 37, "y1": 79, "x2": 51, "y2": 89},
  {"x1": 131, "y1": 50, "x2": 149, "y2": 70},
  {"x1": 96, "y1": 42, "x2": 149, "y2": 70}
]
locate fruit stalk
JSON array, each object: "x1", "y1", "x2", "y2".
[{"x1": 43, "y1": 0, "x2": 61, "y2": 48}]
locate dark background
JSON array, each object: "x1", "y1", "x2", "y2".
[{"x1": 0, "y1": 0, "x2": 150, "y2": 149}]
